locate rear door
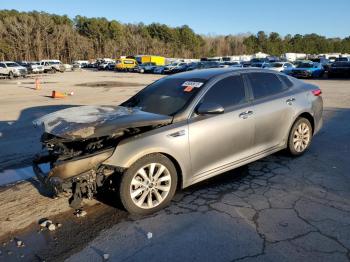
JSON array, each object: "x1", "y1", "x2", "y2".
[
  {"x1": 244, "y1": 72, "x2": 294, "y2": 152},
  {"x1": 188, "y1": 74, "x2": 255, "y2": 178}
]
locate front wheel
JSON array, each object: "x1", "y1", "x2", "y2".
[
  {"x1": 119, "y1": 154, "x2": 178, "y2": 215},
  {"x1": 8, "y1": 71, "x2": 14, "y2": 79},
  {"x1": 287, "y1": 117, "x2": 313, "y2": 156}
]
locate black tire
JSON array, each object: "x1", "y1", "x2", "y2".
[
  {"x1": 8, "y1": 71, "x2": 14, "y2": 79},
  {"x1": 287, "y1": 117, "x2": 313, "y2": 156},
  {"x1": 119, "y1": 153, "x2": 178, "y2": 215}
]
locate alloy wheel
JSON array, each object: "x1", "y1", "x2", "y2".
[
  {"x1": 129, "y1": 163, "x2": 171, "y2": 209},
  {"x1": 293, "y1": 122, "x2": 311, "y2": 152}
]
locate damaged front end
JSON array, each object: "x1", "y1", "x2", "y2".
[
  {"x1": 32, "y1": 105, "x2": 172, "y2": 208},
  {"x1": 33, "y1": 134, "x2": 121, "y2": 208}
]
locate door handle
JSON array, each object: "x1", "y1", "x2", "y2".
[
  {"x1": 239, "y1": 110, "x2": 253, "y2": 119},
  {"x1": 286, "y1": 98, "x2": 296, "y2": 105},
  {"x1": 167, "y1": 130, "x2": 186, "y2": 138}
]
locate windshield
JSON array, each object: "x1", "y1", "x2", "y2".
[
  {"x1": 310, "y1": 59, "x2": 320, "y2": 63},
  {"x1": 5, "y1": 62, "x2": 20, "y2": 67},
  {"x1": 121, "y1": 77, "x2": 206, "y2": 116},
  {"x1": 336, "y1": 57, "x2": 348, "y2": 62},
  {"x1": 271, "y1": 63, "x2": 284, "y2": 67},
  {"x1": 143, "y1": 62, "x2": 156, "y2": 66},
  {"x1": 251, "y1": 58, "x2": 265, "y2": 63},
  {"x1": 333, "y1": 62, "x2": 350, "y2": 67},
  {"x1": 297, "y1": 63, "x2": 314, "y2": 68}
]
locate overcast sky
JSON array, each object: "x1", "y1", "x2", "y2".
[{"x1": 2, "y1": 0, "x2": 350, "y2": 38}]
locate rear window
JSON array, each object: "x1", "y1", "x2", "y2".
[
  {"x1": 279, "y1": 75, "x2": 293, "y2": 87},
  {"x1": 248, "y1": 72, "x2": 286, "y2": 99}
]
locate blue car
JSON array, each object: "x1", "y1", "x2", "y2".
[{"x1": 287, "y1": 61, "x2": 324, "y2": 79}]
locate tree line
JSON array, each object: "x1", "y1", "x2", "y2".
[{"x1": 0, "y1": 10, "x2": 349, "y2": 62}]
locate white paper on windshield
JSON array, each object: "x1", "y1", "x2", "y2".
[{"x1": 182, "y1": 81, "x2": 203, "y2": 88}]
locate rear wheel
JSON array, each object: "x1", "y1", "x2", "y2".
[
  {"x1": 119, "y1": 154, "x2": 177, "y2": 215},
  {"x1": 287, "y1": 117, "x2": 313, "y2": 156},
  {"x1": 8, "y1": 71, "x2": 14, "y2": 79}
]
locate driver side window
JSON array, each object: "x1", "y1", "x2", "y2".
[{"x1": 200, "y1": 75, "x2": 246, "y2": 111}]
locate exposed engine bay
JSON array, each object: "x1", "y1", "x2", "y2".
[{"x1": 32, "y1": 105, "x2": 172, "y2": 208}]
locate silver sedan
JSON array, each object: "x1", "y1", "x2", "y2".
[{"x1": 33, "y1": 68, "x2": 323, "y2": 215}]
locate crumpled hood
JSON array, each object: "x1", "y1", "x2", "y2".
[{"x1": 33, "y1": 105, "x2": 172, "y2": 140}]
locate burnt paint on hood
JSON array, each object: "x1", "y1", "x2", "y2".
[{"x1": 33, "y1": 105, "x2": 173, "y2": 139}]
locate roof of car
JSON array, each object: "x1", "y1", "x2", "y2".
[{"x1": 166, "y1": 67, "x2": 280, "y2": 80}]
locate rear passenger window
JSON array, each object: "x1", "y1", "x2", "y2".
[
  {"x1": 279, "y1": 75, "x2": 293, "y2": 88},
  {"x1": 201, "y1": 75, "x2": 246, "y2": 110},
  {"x1": 248, "y1": 73, "x2": 286, "y2": 99}
]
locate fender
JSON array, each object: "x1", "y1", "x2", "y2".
[{"x1": 103, "y1": 122, "x2": 191, "y2": 188}]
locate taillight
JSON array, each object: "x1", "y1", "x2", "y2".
[{"x1": 312, "y1": 89, "x2": 322, "y2": 96}]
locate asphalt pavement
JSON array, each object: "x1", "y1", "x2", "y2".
[{"x1": 66, "y1": 107, "x2": 350, "y2": 262}]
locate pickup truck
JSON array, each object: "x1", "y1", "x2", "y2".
[{"x1": 40, "y1": 60, "x2": 65, "y2": 73}]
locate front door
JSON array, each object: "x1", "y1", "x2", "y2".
[{"x1": 188, "y1": 74, "x2": 255, "y2": 179}]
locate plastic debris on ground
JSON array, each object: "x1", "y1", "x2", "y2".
[
  {"x1": 39, "y1": 218, "x2": 60, "y2": 231},
  {"x1": 74, "y1": 209, "x2": 87, "y2": 218},
  {"x1": 16, "y1": 240, "x2": 23, "y2": 247}
]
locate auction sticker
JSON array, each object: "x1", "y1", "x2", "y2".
[{"x1": 182, "y1": 81, "x2": 204, "y2": 88}]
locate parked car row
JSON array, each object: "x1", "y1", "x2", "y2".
[
  {"x1": 0, "y1": 60, "x2": 67, "y2": 79},
  {"x1": 139, "y1": 59, "x2": 350, "y2": 79},
  {"x1": 56, "y1": 56, "x2": 350, "y2": 78}
]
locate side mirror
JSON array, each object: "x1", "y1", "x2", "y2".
[{"x1": 196, "y1": 102, "x2": 224, "y2": 115}]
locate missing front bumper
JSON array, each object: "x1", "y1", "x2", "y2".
[{"x1": 32, "y1": 149, "x2": 114, "y2": 196}]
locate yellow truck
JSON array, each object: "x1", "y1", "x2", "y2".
[
  {"x1": 115, "y1": 58, "x2": 138, "y2": 71},
  {"x1": 135, "y1": 55, "x2": 165, "y2": 66}
]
